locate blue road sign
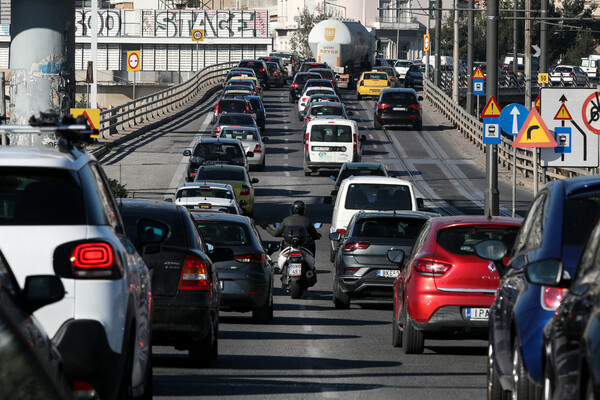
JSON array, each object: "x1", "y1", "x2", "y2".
[
  {"x1": 483, "y1": 117, "x2": 501, "y2": 144},
  {"x1": 473, "y1": 79, "x2": 484, "y2": 95},
  {"x1": 499, "y1": 103, "x2": 528, "y2": 136},
  {"x1": 554, "y1": 127, "x2": 572, "y2": 154}
]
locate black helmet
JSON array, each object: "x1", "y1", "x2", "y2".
[{"x1": 291, "y1": 200, "x2": 306, "y2": 215}]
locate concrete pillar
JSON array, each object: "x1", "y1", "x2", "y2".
[{"x1": 10, "y1": 0, "x2": 75, "y2": 128}]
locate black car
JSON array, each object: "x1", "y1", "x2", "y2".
[
  {"x1": 265, "y1": 61, "x2": 286, "y2": 88},
  {"x1": 374, "y1": 88, "x2": 423, "y2": 131},
  {"x1": 183, "y1": 137, "x2": 253, "y2": 182},
  {"x1": 259, "y1": 56, "x2": 287, "y2": 79},
  {"x1": 329, "y1": 211, "x2": 432, "y2": 308},
  {"x1": 118, "y1": 199, "x2": 227, "y2": 367},
  {"x1": 289, "y1": 72, "x2": 322, "y2": 103},
  {"x1": 212, "y1": 98, "x2": 252, "y2": 123},
  {"x1": 404, "y1": 63, "x2": 430, "y2": 88},
  {"x1": 237, "y1": 59, "x2": 270, "y2": 89},
  {"x1": 193, "y1": 213, "x2": 280, "y2": 323},
  {"x1": 301, "y1": 78, "x2": 338, "y2": 96},
  {"x1": 299, "y1": 61, "x2": 328, "y2": 73}
]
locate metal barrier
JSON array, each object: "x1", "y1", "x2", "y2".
[
  {"x1": 99, "y1": 61, "x2": 236, "y2": 139},
  {"x1": 424, "y1": 79, "x2": 594, "y2": 184}
]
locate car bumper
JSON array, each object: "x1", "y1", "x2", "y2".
[
  {"x1": 248, "y1": 152, "x2": 265, "y2": 165},
  {"x1": 358, "y1": 87, "x2": 386, "y2": 96},
  {"x1": 411, "y1": 306, "x2": 489, "y2": 338},
  {"x1": 337, "y1": 275, "x2": 395, "y2": 297},
  {"x1": 375, "y1": 114, "x2": 421, "y2": 126},
  {"x1": 151, "y1": 293, "x2": 217, "y2": 343}
]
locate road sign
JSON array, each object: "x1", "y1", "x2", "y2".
[
  {"x1": 534, "y1": 94, "x2": 540, "y2": 110},
  {"x1": 499, "y1": 103, "x2": 528, "y2": 136},
  {"x1": 423, "y1": 34, "x2": 430, "y2": 52},
  {"x1": 70, "y1": 108, "x2": 100, "y2": 138},
  {"x1": 473, "y1": 79, "x2": 484, "y2": 96},
  {"x1": 472, "y1": 66, "x2": 485, "y2": 80},
  {"x1": 582, "y1": 91, "x2": 600, "y2": 135},
  {"x1": 483, "y1": 117, "x2": 501, "y2": 144},
  {"x1": 540, "y1": 88, "x2": 599, "y2": 168},
  {"x1": 554, "y1": 127, "x2": 571, "y2": 154},
  {"x1": 192, "y1": 29, "x2": 204, "y2": 42},
  {"x1": 538, "y1": 73, "x2": 548, "y2": 84},
  {"x1": 480, "y1": 96, "x2": 501, "y2": 118},
  {"x1": 127, "y1": 50, "x2": 141, "y2": 71},
  {"x1": 513, "y1": 107, "x2": 557, "y2": 148}
]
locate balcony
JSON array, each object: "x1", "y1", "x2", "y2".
[{"x1": 372, "y1": 16, "x2": 420, "y2": 31}]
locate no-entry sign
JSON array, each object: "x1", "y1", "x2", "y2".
[{"x1": 127, "y1": 51, "x2": 141, "y2": 71}]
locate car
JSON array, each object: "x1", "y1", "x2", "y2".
[
  {"x1": 193, "y1": 164, "x2": 259, "y2": 217},
  {"x1": 297, "y1": 87, "x2": 337, "y2": 120},
  {"x1": 404, "y1": 63, "x2": 431, "y2": 88},
  {"x1": 212, "y1": 98, "x2": 253, "y2": 123},
  {"x1": 391, "y1": 59, "x2": 415, "y2": 82},
  {"x1": 211, "y1": 112, "x2": 259, "y2": 136},
  {"x1": 374, "y1": 65, "x2": 401, "y2": 87},
  {"x1": 223, "y1": 69, "x2": 257, "y2": 84},
  {"x1": 184, "y1": 137, "x2": 253, "y2": 181},
  {"x1": 225, "y1": 77, "x2": 262, "y2": 99},
  {"x1": 269, "y1": 51, "x2": 300, "y2": 76},
  {"x1": 300, "y1": 78, "x2": 338, "y2": 97},
  {"x1": 303, "y1": 101, "x2": 353, "y2": 126},
  {"x1": 550, "y1": 65, "x2": 588, "y2": 86},
  {"x1": 303, "y1": 119, "x2": 365, "y2": 176},
  {"x1": 391, "y1": 215, "x2": 522, "y2": 354},
  {"x1": 236, "y1": 95, "x2": 266, "y2": 131},
  {"x1": 229, "y1": 67, "x2": 256, "y2": 77},
  {"x1": 299, "y1": 61, "x2": 328, "y2": 74},
  {"x1": 216, "y1": 125, "x2": 267, "y2": 171},
  {"x1": 374, "y1": 88, "x2": 423, "y2": 131},
  {"x1": 259, "y1": 55, "x2": 286, "y2": 75},
  {"x1": 0, "y1": 120, "x2": 167, "y2": 399},
  {"x1": 328, "y1": 162, "x2": 389, "y2": 204},
  {"x1": 265, "y1": 61, "x2": 286, "y2": 87},
  {"x1": 173, "y1": 182, "x2": 244, "y2": 214},
  {"x1": 356, "y1": 70, "x2": 391, "y2": 100},
  {"x1": 289, "y1": 72, "x2": 323, "y2": 103},
  {"x1": 193, "y1": 213, "x2": 281, "y2": 323},
  {"x1": 326, "y1": 175, "x2": 424, "y2": 256},
  {"x1": 220, "y1": 85, "x2": 255, "y2": 99},
  {"x1": 117, "y1": 199, "x2": 225, "y2": 367},
  {"x1": 329, "y1": 211, "x2": 433, "y2": 308},
  {"x1": 302, "y1": 94, "x2": 342, "y2": 123},
  {"x1": 237, "y1": 59, "x2": 270, "y2": 89},
  {"x1": 307, "y1": 68, "x2": 338, "y2": 91},
  {"x1": 478, "y1": 176, "x2": 600, "y2": 399}
]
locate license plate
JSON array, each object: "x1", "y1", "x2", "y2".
[
  {"x1": 370, "y1": 89, "x2": 380, "y2": 93},
  {"x1": 289, "y1": 263, "x2": 302, "y2": 276},
  {"x1": 377, "y1": 269, "x2": 400, "y2": 278},
  {"x1": 465, "y1": 307, "x2": 489, "y2": 320},
  {"x1": 198, "y1": 204, "x2": 211, "y2": 209},
  {"x1": 393, "y1": 107, "x2": 407, "y2": 111},
  {"x1": 313, "y1": 146, "x2": 329, "y2": 151}
]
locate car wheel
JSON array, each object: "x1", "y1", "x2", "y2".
[
  {"x1": 332, "y1": 278, "x2": 350, "y2": 309},
  {"x1": 403, "y1": 311, "x2": 424, "y2": 354},
  {"x1": 586, "y1": 378, "x2": 595, "y2": 400},
  {"x1": 298, "y1": 113, "x2": 304, "y2": 122},
  {"x1": 392, "y1": 308, "x2": 403, "y2": 348},
  {"x1": 543, "y1": 358, "x2": 554, "y2": 400},
  {"x1": 189, "y1": 333, "x2": 213, "y2": 368},
  {"x1": 212, "y1": 319, "x2": 219, "y2": 360},
  {"x1": 488, "y1": 343, "x2": 509, "y2": 400},
  {"x1": 257, "y1": 158, "x2": 265, "y2": 171},
  {"x1": 414, "y1": 122, "x2": 422, "y2": 131},
  {"x1": 303, "y1": 161, "x2": 311, "y2": 176},
  {"x1": 374, "y1": 118, "x2": 382, "y2": 130},
  {"x1": 329, "y1": 246, "x2": 336, "y2": 263},
  {"x1": 289, "y1": 94, "x2": 294, "y2": 104},
  {"x1": 138, "y1": 349, "x2": 153, "y2": 400},
  {"x1": 252, "y1": 299, "x2": 272, "y2": 324},
  {"x1": 512, "y1": 340, "x2": 531, "y2": 399},
  {"x1": 116, "y1": 325, "x2": 134, "y2": 400},
  {"x1": 357, "y1": 93, "x2": 362, "y2": 100}
]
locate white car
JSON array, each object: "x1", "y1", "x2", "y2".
[
  {"x1": 393, "y1": 59, "x2": 415, "y2": 81},
  {"x1": 297, "y1": 86, "x2": 337, "y2": 121},
  {"x1": 174, "y1": 182, "x2": 244, "y2": 215},
  {"x1": 550, "y1": 65, "x2": 588, "y2": 86},
  {"x1": 216, "y1": 125, "x2": 267, "y2": 171},
  {"x1": 0, "y1": 124, "x2": 165, "y2": 399}
]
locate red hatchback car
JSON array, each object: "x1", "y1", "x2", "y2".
[{"x1": 391, "y1": 215, "x2": 522, "y2": 354}]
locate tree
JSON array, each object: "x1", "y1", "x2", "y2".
[
  {"x1": 290, "y1": 5, "x2": 333, "y2": 60},
  {"x1": 108, "y1": 178, "x2": 128, "y2": 198}
]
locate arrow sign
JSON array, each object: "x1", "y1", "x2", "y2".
[
  {"x1": 514, "y1": 107, "x2": 557, "y2": 148},
  {"x1": 532, "y1": 44, "x2": 541, "y2": 57},
  {"x1": 500, "y1": 103, "x2": 528, "y2": 136},
  {"x1": 481, "y1": 96, "x2": 501, "y2": 118}
]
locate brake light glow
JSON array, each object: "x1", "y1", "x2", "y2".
[
  {"x1": 414, "y1": 259, "x2": 452, "y2": 276},
  {"x1": 292, "y1": 83, "x2": 299, "y2": 88},
  {"x1": 305, "y1": 132, "x2": 309, "y2": 151},
  {"x1": 214, "y1": 126, "x2": 221, "y2": 134},
  {"x1": 301, "y1": 97, "x2": 308, "y2": 103},
  {"x1": 290, "y1": 251, "x2": 302, "y2": 257},
  {"x1": 253, "y1": 144, "x2": 263, "y2": 153},
  {"x1": 409, "y1": 104, "x2": 421, "y2": 110},
  {"x1": 343, "y1": 241, "x2": 370, "y2": 252},
  {"x1": 234, "y1": 253, "x2": 264, "y2": 263},
  {"x1": 378, "y1": 103, "x2": 390, "y2": 110},
  {"x1": 336, "y1": 229, "x2": 346, "y2": 236},
  {"x1": 353, "y1": 133, "x2": 358, "y2": 152},
  {"x1": 241, "y1": 185, "x2": 250, "y2": 195},
  {"x1": 542, "y1": 286, "x2": 567, "y2": 310},
  {"x1": 71, "y1": 242, "x2": 122, "y2": 279},
  {"x1": 179, "y1": 255, "x2": 210, "y2": 291}
]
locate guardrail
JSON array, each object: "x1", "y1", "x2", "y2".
[
  {"x1": 424, "y1": 79, "x2": 595, "y2": 184},
  {"x1": 98, "y1": 61, "x2": 236, "y2": 139}
]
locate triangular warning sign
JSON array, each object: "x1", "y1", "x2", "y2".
[
  {"x1": 534, "y1": 94, "x2": 540, "y2": 110},
  {"x1": 481, "y1": 96, "x2": 501, "y2": 118},
  {"x1": 513, "y1": 108, "x2": 557, "y2": 148},
  {"x1": 554, "y1": 104, "x2": 572, "y2": 120},
  {"x1": 472, "y1": 66, "x2": 485, "y2": 80}
]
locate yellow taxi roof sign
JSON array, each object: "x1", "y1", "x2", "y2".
[
  {"x1": 513, "y1": 107, "x2": 557, "y2": 148},
  {"x1": 480, "y1": 96, "x2": 501, "y2": 118}
]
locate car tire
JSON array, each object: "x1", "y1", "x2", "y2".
[
  {"x1": 303, "y1": 162, "x2": 311, "y2": 176},
  {"x1": 139, "y1": 350, "x2": 153, "y2": 400},
  {"x1": 252, "y1": 299, "x2": 272, "y2": 324},
  {"x1": 290, "y1": 280, "x2": 303, "y2": 299},
  {"x1": 488, "y1": 343, "x2": 509, "y2": 400},
  {"x1": 257, "y1": 158, "x2": 265, "y2": 171},
  {"x1": 289, "y1": 94, "x2": 294, "y2": 104},
  {"x1": 116, "y1": 324, "x2": 134, "y2": 400},
  {"x1": 392, "y1": 308, "x2": 403, "y2": 348},
  {"x1": 403, "y1": 311, "x2": 424, "y2": 354},
  {"x1": 414, "y1": 122, "x2": 422, "y2": 131},
  {"x1": 189, "y1": 334, "x2": 213, "y2": 368},
  {"x1": 357, "y1": 93, "x2": 362, "y2": 100},
  {"x1": 298, "y1": 113, "x2": 304, "y2": 122},
  {"x1": 374, "y1": 118, "x2": 382, "y2": 130},
  {"x1": 512, "y1": 341, "x2": 531, "y2": 399},
  {"x1": 543, "y1": 358, "x2": 554, "y2": 400},
  {"x1": 329, "y1": 246, "x2": 336, "y2": 263},
  {"x1": 586, "y1": 378, "x2": 595, "y2": 400},
  {"x1": 332, "y1": 279, "x2": 350, "y2": 309}
]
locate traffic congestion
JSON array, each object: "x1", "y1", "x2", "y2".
[{"x1": 1, "y1": 37, "x2": 600, "y2": 400}]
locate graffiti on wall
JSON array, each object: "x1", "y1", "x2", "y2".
[{"x1": 75, "y1": 10, "x2": 122, "y2": 37}]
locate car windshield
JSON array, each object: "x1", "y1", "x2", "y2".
[
  {"x1": 338, "y1": 167, "x2": 386, "y2": 183},
  {"x1": 196, "y1": 221, "x2": 250, "y2": 246},
  {"x1": 381, "y1": 92, "x2": 417, "y2": 103},
  {"x1": 353, "y1": 217, "x2": 426, "y2": 239},
  {"x1": 176, "y1": 188, "x2": 233, "y2": 200},
  {"x1": 364, "y1": 73, "x2": 388, "y2": 80},
  {"x1": 221, "y1": 128, "x2": 258, "y2": 141},
  {"x1": 344, "y1": 183, "x2": 413, "y2": 210},
  {"x1": 193, "y1": 143, "x2": 243, "y2": 159},
  {"x1": 218, "y1": 115, "x2": 255, "y2": 125},
  {"x1": 436, "y1": 226, "x2": 520, "y2": 256},
  {"x1": 310, "y1": 124, "x2": 352, "y2": 142},
  {"x1": 311, "y1": 106, "x2": 343, "y2": 116},
  {"x1": 195, "y1": 169, "x2": 245, "y2": 181},
  {"x1": 563, "y1": 194, "x2": 600, "y2": 246}
]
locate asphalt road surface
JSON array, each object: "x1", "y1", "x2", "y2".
[{"x1": 98, "y1": 84, "x2": 535, "y2": 399}]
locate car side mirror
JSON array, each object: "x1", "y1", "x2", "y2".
[
  {"x1": 360, "y1": 135, "x2": 367, "y2": 142},
  {"x1": 263, "y1": 241, "x2": 281, "y2": 256},
  {"x1": 251, "y1": 178, "x2": 259, "y2": 184},
  {"x1": 329, "y1": 175, "x2": 336, "y2": 181},
  {"x1": 387, "y1": 249, "x2": 405, "y2": 265},
  {"x1": 417, "y1": 198, "x2": 424, "y2": 209},
  {"x1": 239, "y1": 200, "x2": 248, "y2": 207},
  {"x1": 183, "y1": 149, "x2": 191, "y2": 157},
  {"x1": 329, "y1": 232, "x2": 341, "y2": 241},
  {"x1": 418, "y1": 96, "x2": 424, "y2": 101},
  {"x1": 23, "y1": 275, "x2": 65, "y2": 313},
  {"x1": 136, "y1": 218, "x2": 170, "y2": 256},
  {"x1": 347, "y1": 111, "x2": 355, "y2": 116},
  {"x1": 246, "y1": 151, "x2": 254, "y2": 158},
  {"x1": 164, "y1": 198, "x2": 173, "y2": 203},
  {"x1": 525, "y1": 259, "x2": 568, "y2": 287},
  {"x1": 210, "y1": 247, "x2": 235, "y2": 262},
  {"x1": 323, "y1": 196, "x2": 333, "y2": 204}
]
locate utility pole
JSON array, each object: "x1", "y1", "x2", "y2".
[
  {"x1": 485, "y1": 0, "x2": 499, "y2": 216},
  {"x1": 513, "y1": 0, "x2": 518, "y2": 78},
  {"x1": 466, "y1": 0, "x2": 474, "y2": 115},
  {"x1": 425, "y1": 2, "x2": 431, "y2": 81},
  {"x1": 540, "y1": 0, "x2": 549, "y2": 75},
  {"x1": 525, "y1": 0, "x2": 537, "y2": 194},
  {"x1": 434, "y1": 0, "x2": 442, "y2": 86},
  {"x1": 452, "y1": 0, "x2": 459, "y2": 102},
  {"x1": 91, "y1": 0, "x2": 98, "y2": 109}
]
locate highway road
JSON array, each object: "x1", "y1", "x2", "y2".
[{"x1": 98, "y1": 84, "x2": 535, "y2": 399}]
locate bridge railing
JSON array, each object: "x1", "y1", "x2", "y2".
[
  {"x1": 424, "y1": 79, "x2": 595, "y2": 183},
  {"x1": 98, "y1": 61, "x2": 236, "y2": 139}
]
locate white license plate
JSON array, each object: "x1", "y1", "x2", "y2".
[
  {"x1": 465, "y1": 307, "x2": 489, "y2": 320},
  {"x1": 377, "y1": 269, "x2": 400, "y2": 278},
  {"x1": 370, "y1": 89, "x2": 380, "y2": 92},
  {"x1": 289, "y1": 263, "x2": 302, "y2": 276},
  {"x1": 393, "y1": 107, "x2": 407, "y2": 111},
  {"x1": 313, "y1": 146, "x2": 329, "y2": 151}
]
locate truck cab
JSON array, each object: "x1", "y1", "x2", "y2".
[{"x1": 580, "y1": 55, "x2": 600, "y2": 79}]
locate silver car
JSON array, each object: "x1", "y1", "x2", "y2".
[
  {"x1": 303, "y1": 101, "x2": 353, "y2": 127},
  {"x1": 217, "y1": 125, "x2": 267, "y2": 171}
]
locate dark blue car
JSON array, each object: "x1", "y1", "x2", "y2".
[
  {"x1": 237, "y1": 95, "x2": 265, "y2": 131},
  {"x1": 484, "y1": 176, "x2": 600, "y2": 399}
]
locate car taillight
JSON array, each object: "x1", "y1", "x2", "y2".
[
  {"x1": 179, "y1": 255, "x2": 210, "y2": 291},
  {"x1": 260, "y1": 68, "x2": 265, "y2": 72},
  {"x1": 542, "y1": 286, "x2": 567, "y2": 310},
  {"x1": 358, "y1": 80, "x2": 364, "y2": 86},
  {"x1": 253, "y1": 144, "x2": 262, "y2": 153},
  {"x1": 336, "y1": 229, "x2": 346, "y2": 236},
  {"x1": 241, "y1": 185, "x2": 250, "y2": 195},
  {"x1": 305, "y1": 132, "x2": 309, "y2": 150},
  {"x1": 234, "y1": 253, "x2": 264, "y2": 263},
  {"x1": 273, "y1": 71, "x2": 278, "y2": 76},
  {"x1": 72, "y1": 381, "x2": 96, "y2": 398},
  {"x1": 353, "y1": 133, "x2": 357, "y2": 152},
  {"x1": 292, "y1": 83, "x2": 299, "y2": 88},
  {"x1": 289, "y1": 251, "x2": 303, "y2": 257},
  {"x1": 378, "y1": 103, "x2": 390, "y2": 110},
  {"x1": 301, "y1": 97, "x2": 308, "y2": 103},
  {"x1": 214, "y1": 126, "x2": 221, "y2": 133},
  {"x1": 343, "y1": 241, "x2": 370, "y2": 252},
  {"x1": 387, "y1": 80, "x2": 391, "y2": 86},
  {"x1": 214, "y1": 104, "x2": 220, "y2": 114},
  {"x1": 414, "y1": 259, "x2": 452, "y2": 276},
  {"x1": 305, "y1": 116, "x2": 312, "y2": 123},
  {"x1": 71, "y1": 242, "x2": 123, "y2": 279},
  {"x1": 409, "y1": 104, "x2": 420, "y2": 110}
]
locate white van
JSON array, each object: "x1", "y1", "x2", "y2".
[
  {"x1": 303, "y1": 119, "x2": 365, "y2": 176},
  {"x1": 326, "y1": 175, "x2": 423, "y2": 257},
  {"x1": 422, "y1": 55, "x2": 453, "y2": 68}
]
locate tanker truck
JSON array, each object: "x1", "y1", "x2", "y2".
[{"x1": 308, "y1": 19, "x2": 375, "y2": 89}]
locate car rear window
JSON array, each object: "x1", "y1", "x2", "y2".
[
  {"x1": 309, "y1": 69, "x2": 334, "y2": 79},
  {"x1": 227, "y1": 80, "x2": 254, "y2": 88},
  {"x1": 218, "y1": 114, "x2": 255, "y2": 125},
  {"x1": 218, "y1": 100, "x2": 248, "y2": 113},
  {"x1": 120, "y1": 205, "x2": 187, "y2": 248},
  {"x1": 266, "y1": 62, "x2": 278, "y2": 72},
  {"x1": 221, "y1": 128, "x2": 258, "y2": 141},
  {"x1": 176, "y1": 188, "x2": 233, "y2": 200},
  {"x1": 306, "y1": 88, "x2": 335, "y2": 97},
  {"x1": 436, "y1": 226, "x2": 520, "y2": 256},
  {"x1": 364, "y1": 73, "x2": 388, "y2": 80},
  {"x1": 295, "y1": 73, "x2": 322, "y2": 85},
  {"x1": 338, "y1": 167, "x2": 386, "y2": 182},
  {"x1": 196, "y1": 221, "x2": 250, "y2": 246},
  {"x1": 352, "y1": 217, "x2": 426, "y2": 238},
  {"x1": 306, "y1": 80, "x2": 334, "y2": 89},
  {"x1": 309, "y1": 96, "x2": 340, "y2": 104},
  {"x1": 193, "y1": 143, "x2": 243, "y2": 159},
  {"x1": 195, "y1": 169, "x2": 244, "y2": 181},
  {"x1": 381, "y1": 92, "x2": 417, "y2": 103},
  {"x1": 245, "y1": 98, "x2": 262, "y2": 111},
  {"x1": 311, "y1": 106, "x2": 343, "y2": 116},
  {"x1": 563, "y1": 194, "x2": 600, "y2": 246},
  {"x1": 344, "y1": 183, "x2": 413, "y2": 210},
  {"x1": 310, "y1": 124, "x2": 352, "y2": 142}
]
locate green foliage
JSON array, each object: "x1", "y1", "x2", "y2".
[
  {"x1": 108, "y1": 178, "x2": 128, "y2": 198},
  {"x1": 290, "y1": 5, "x2": 333, "y2": 60},
  {"x1": 75, "y1": 94, "x2": 88, "y2": 109}
]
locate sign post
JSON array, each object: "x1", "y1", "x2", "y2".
[
  {"x1": 472, "y1": 66, "x2": 485, "y2": 117},
  {"x1": 500, "y1": 103, "x2": 528, "y2": 216},
  {"x1": 127, "y1": 50, "x2": 141, "y2": 100},
  {"x1": 192, "y1": 29, "x2": 204, "y2": 71}
]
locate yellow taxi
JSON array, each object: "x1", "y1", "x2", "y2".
[
  {"x1": 356, "y1": 71, "x2": 391, "y2": 100},
  {"x1": 228, "y1": 76, "x2": 263, "y2": 100}
]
